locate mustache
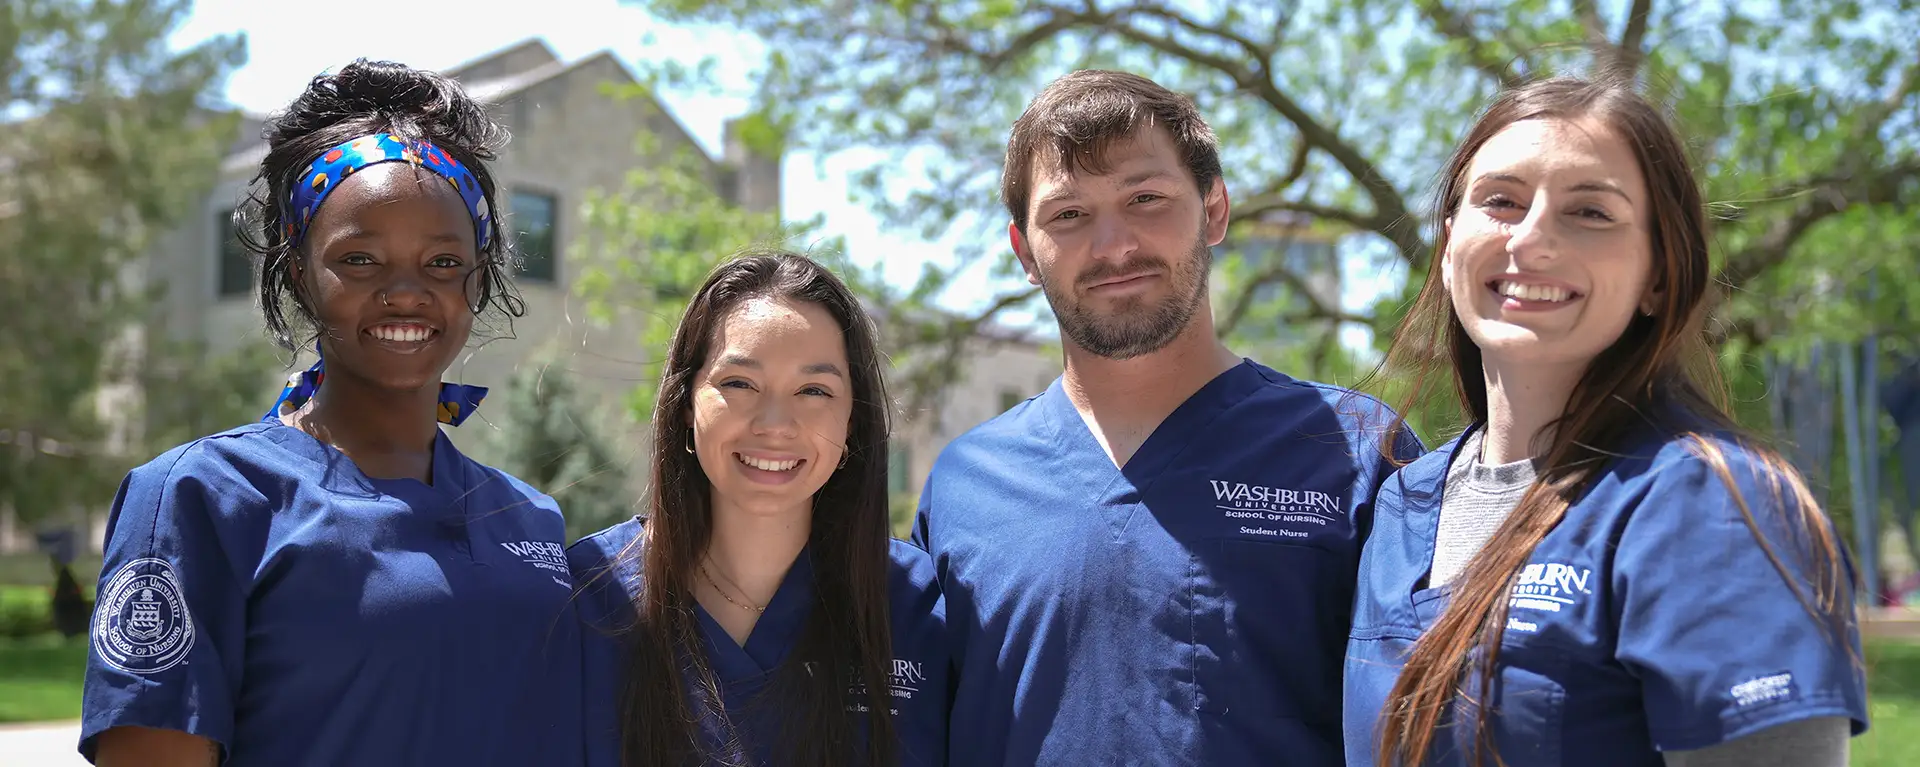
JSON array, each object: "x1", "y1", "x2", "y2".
[{"x1": 1075, "y1": 255, "x2": 1168, "y2": 289}]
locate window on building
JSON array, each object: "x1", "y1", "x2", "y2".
[
  {"x1": 888, "y1": 445, "x2": 912, "y2": 495},
  {"x1": 216, "y1": 208, "x2": 251, "y2": 298},
  {"x1": 512, "y1": 189, "x2": 558, "y2": 283}
]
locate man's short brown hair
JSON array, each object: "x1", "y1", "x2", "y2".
[{"x1": 1001, "y1": 70, "x2": 1223, "y2": 234}]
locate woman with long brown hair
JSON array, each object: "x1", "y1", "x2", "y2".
[
  {"x1": 1343, "y1": 77, "x2": 1868, "y2": 766},
  {"x1": 568, "y1": 250, "x2": 947, "y2": 766}
]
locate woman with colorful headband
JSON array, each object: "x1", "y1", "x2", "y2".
[{"x1": 81, "y1": 59, "x2": 581, "y2": 766}]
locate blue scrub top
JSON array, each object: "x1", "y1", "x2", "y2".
[
  {"x1": 570, "y1": 518, "x2": 948, "y2": 767},
  {"x1": 1343, "y1": 421, "x2": 1870, "y2": 767},
  {"x1": 912, "y1": 360, "x2": 1420, "y2": 766},
  {"x1": 80, "y1": 421, "x2": 583, "y2": 766}
]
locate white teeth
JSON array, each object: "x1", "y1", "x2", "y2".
[
  {"x1": 369, "y1": 325, "x2": 433, "y2": 342},
  {"x1": 1495, "y1": 281, "x2": 1573, "y2": 303},
  {"x1": 736, "y1": 453, "x2": 800, "y2": 472}
]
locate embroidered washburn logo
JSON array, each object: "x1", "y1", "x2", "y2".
[
  {"x1": 846, "y1": 657, "x2": 928, "y2": 716},
  {"x1": 499, "y1": 540, "x2": 572, "y2": 588},
  {"x1": 1505, "y1": 561, "x2": 1594, "y2": 634},
  {"x1": 93, "y1": 558, "x2": 195, "y2": 675},
  {"x1": 1208, "y1": 480, "x2": 1343, "y2": 540}
]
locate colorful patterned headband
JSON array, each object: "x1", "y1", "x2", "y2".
[
  {"x1": 263, "y1": 343, "x2": 489, "y2": 427},
  {"x1": 282, "y1": 133, "x2": 493, "y2": 249}
]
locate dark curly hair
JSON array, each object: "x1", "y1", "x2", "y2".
[{"x1": 234, "y1": 58, "x2": 525, "y2": 353}]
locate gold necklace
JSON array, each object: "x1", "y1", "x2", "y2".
[{"x1": 699, "y1": 563, "x2": 766, "y2": 613}]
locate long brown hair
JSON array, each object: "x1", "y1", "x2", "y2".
[
  {"x1": 617, "y1": 250, "x2": 898, "y2": 766},
  {"x1": 1370, "y1": 76, "x2": 1854, "y2": 766}
]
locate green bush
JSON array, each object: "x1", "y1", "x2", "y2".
[
  {"x1": 889, "y1": 492, "x2": 918, "y2": 540},
  {"x1": 0, "y1": 586, "x2": 54, "y2": 638}
]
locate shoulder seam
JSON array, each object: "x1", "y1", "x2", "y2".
[
  {"x1": 130, "y1": 434, "x2": 246, "y2": 567},
  {"x1": 567, "y1": 520, "x2": 640, "y2": 553}
]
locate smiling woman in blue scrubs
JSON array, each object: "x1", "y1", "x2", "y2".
[
  {"x1": 569, "y1": 251, "x2": 946, "y2": 767},
  {"x1": 1345, "y1": 77, "x2": 1868, "y2": 767},
  {"x1": 81, "y1": 60, "x2": 580, "y2": 766}
]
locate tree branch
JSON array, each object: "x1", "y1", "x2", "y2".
[
  {"x1": 893, "y1": 284, "x2": 1045, "y2": 424},
  {"x1": 1414, "y1": 1, "x2": 1521, "y2": 88},
  {"x1": 1571, "y1": 0, "x2": 1607, "y2": 45},
  {"x1": 1235, "y1": 193, "x2": 1376, "y2": 232},
  {"x1": 1307, "y1": 322, "x2": 1342, "y2": 373},
  {"x1": 971, "y1": 8, "x2": 1091, "y2": 71},
  {"x1": 910, "y1": 3, "x2": 1430, "y2": 265},
  {"x1": 1717, "y1": 60, "x2": 1917, "y2": 283},
  {"x1": 1717, "y1": 159, "x2": 1920, "y2": 291},
  {"x1": 1610, "y1": 0, "x2": 1655, "y2": 78},
  {"x1": 1217, "y1": 248, "x2": 1371, "y2": 340},
  {"x1": 1067, "y1": 7, "x2": 1424, "y2": 264},
  {"x1": 1132, "y1": 2, "x2": 1277, "y2": 65},
  {"x1": 1279, "y1": 134, "x2": 1311, "y2": 190},
  {"x1": 1861, "y1": 57, "x2": 1920, "y2": 143},
  {"x1": 959, "y1": 284, "x2": 1043, "y2": 334}
]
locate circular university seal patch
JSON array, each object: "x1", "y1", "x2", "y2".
[{"x1": 92, "y1": 557, "x2": 195, "y2": 675}]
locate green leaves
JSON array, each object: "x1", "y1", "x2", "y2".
[
  {"x1": 616, "y1": 0, "x2": 1919, "y2": 425},
  {"x1": 0, "y1": 0, "x2": 245, "y2": 529},
  {"x1": 136, "y1": 339, "x2": 281, "y2": 456},
  {"x1": 476, "y1": 362, "x2": 636, "y2": 543},
  {"x1": 572, "y1": 128, "x2": 836, "y2": 421}
]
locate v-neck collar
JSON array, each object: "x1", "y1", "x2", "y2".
[
  {"x1": 695, "y1": 547, "x2": 817, "y2": 683},
  {"x1": 1040, "y1": 360, "x2": 1269, "y2": 539},
  {"x1": 261, "y1": 420, "x2": 469, "y2": 504},
  {"x1": 1042, "y1": 359, "x2": 1268, "y2": 482}
]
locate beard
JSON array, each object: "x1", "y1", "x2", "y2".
[{"x1": 1039, "y1": 236, "x2": 1212, "y2": 361}]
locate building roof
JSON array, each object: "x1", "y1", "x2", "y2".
[{"x1": 217, "y1": 38, "x2": 710, "y2": 178}]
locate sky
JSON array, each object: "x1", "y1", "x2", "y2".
[
  {"x1": 169, "y1": 0, "x2": 1394, "y2": 349},
  {"x1": 168, "y1": 0, "x2": 994, "y2": 300}
]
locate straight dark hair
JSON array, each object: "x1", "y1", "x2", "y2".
[
  {"x1": 1001, "y1": 69, "x2": 1222, "y2": 234},
  {"x1": 616, "y1": 249, "x2": 898, "y2": 766},
  {"x1": 1368, "y1": 76, "x2": 1854, "y2": 766}
]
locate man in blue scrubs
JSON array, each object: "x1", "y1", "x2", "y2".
[{"x1": 912, "y1": 70, "x2": 1420, "y2": 765}]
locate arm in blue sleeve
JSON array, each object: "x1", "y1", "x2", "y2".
[
  {"x1": 81, "y1": 446, "x2": 252, "y2": 762},
  {"x1": 1612, "y1": 443, "x2": 1868, "y2": 751}
]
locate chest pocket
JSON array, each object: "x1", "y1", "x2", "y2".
[
  {"x1": 1410, "y1": 590, "x2": 1573, "y2": 767},
  {"x1": 1343, "y1": 636, "x2": 1570, "y2": 767},
  {"x1": 1484, "y1": 654, "x2": 1568, "y2": 766},
  {"x1": 1191, "y1": 536, "x2": 1349, "y2": 722}
]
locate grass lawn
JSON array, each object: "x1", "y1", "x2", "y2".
[
  {"x1": 0, "y1": 553, "x2": 101, "y2": 587},
  {"x1": 0, "y1": 632, "x2": 88, "y2": 723},
  {"x1": 1855, "y1": 639, "x2": 1920, "y2": 766}
]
